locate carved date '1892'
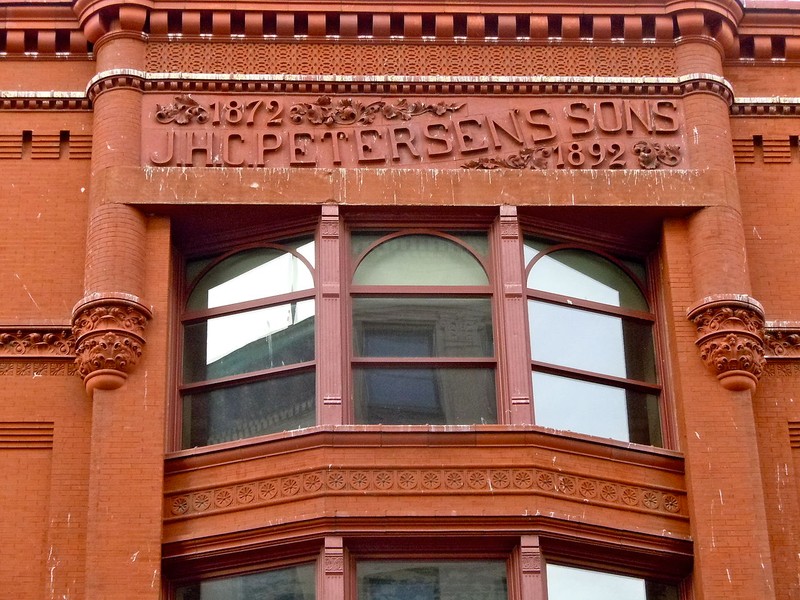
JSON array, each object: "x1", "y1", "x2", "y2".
[{"x1": 462, "y1": 140, "x2": 681, "y2": 170}]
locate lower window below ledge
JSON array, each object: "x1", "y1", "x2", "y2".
[{"x1": 168, "y1": 546, "x2": 683, "y2": 600}]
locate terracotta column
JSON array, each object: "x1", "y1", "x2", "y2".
[
  {"x1": 72, "y1": 21, "x2": 152, "y2": 396},
  {"x1": 73, "y1": 5, "x2": 165, "y2": 599},
  {"x1": 672, "y1": 10, "x2": 775, "y2": 599}
]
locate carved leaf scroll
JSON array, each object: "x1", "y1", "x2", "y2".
[
  {"x1": 155, "y1": 94, "x2": 210, "y2": 125},
  {"x1": 290, "y1": 96, "x2": 385, "y2": 126},
  {"x1": 289, "y1": 96, "x2": 464, "y2": 126},
  {"x1": 633, "y1": 141, "x2": 681, "y2": 169},
  {"x1": 462, "y1": 146, "x2": 552, "y2": 170}
]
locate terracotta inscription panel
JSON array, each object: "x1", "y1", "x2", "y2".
[{"x1": 142, "y1": 94, "x2": 686, "y2": 170}]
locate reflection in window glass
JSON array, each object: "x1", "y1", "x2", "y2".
[
  {"x1": 351, "y1": 232, "x2": 496, "y2": 426},
  {"x1": 181, "y1": 239, "x2": 316, "y2": 448},
  {"x1": 353, "y1": 297, "x2": 493, "y2": 358},
  {"x1": 355, "y1": 368, "x2": 496, "y2": 425},
  {"x1": 184, "y1": 301, "x2": 315, "y2": 382},
  {"x1": 353, "y1": 234, "x2": 488, "y2": 286},
  {"x1": 182, "y1": 371, "x2": 315, "y2": 448},
  {"x1": 546, "y1": 564, "x2": 679, "y2": 600},
  {"x1": 527, "y1": 248, "x2": 647, "y2": 311},
  {"x1": 357, "y1": 560, "x2": 507, "y2": 600},
  {"x1": 532, "y1": 372, "x2": 661, "y2": 445},
  {"x1": 175, "y1": 563, "x2": 315, "y2": 600},
  {"x1": 529, "y1": 301, "x2": 655, "y2": 382},
  {"x1": 187, "y1": 240, "x2": 315, "y2": 311}
]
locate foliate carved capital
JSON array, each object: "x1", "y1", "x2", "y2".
[
  {"x1": 72, "y1": 295, "x2": 152, "y2": 395},
  {"x1": 688, "y1": 294, "x2": 766, "y2": 392}
]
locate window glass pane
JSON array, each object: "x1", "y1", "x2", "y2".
[
  {"x1": 357, "y1": 560, "x2": 507, "y2": 600},
  {"x1": 354, "y1": 368, "x2": 496, "y2": 425},
  {"x1": 532, "y1": 372, "x2": 662, "y2": 446},
  {"x1": 353, "y1": 298, "x2": 493, "y2": 357},
  {"x1": 352, "y1": 232, "x2": 489, "y2": 261},
  {"x1": 529, "y1": 301, "x2": 655, "y2": 382},
  {"x1": 546, "y1": 564, "x2": 678, "y2": 600},
  {"x1": 175, "y1": 563, "x2": 315, "y2": 600},
  {"x1": 353, "y1": 235, "x2": 488, "y2": 286},
  {"x1": 184, "y1": 301, "x2": 315, "y2": 383},
  {"x1": 182, "y1": 371, "x2": 315, "y2": 448},
  {"x1": 187, "y1": 241, "x2": 315, "y2": 311},
  {"x1": 527, "y1": 248, "x2": 647, "y2": 311}
]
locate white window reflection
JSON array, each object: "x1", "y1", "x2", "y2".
[
  {"x1": 528, "y1": 254, "x2": 621, "y2": 306},
  {"x1": 206, "y1": 302, "x2": 315, "y2": 365},
  {"x1": 206, "y1": 241, "x2": 315, "y2": 309},
  {"x1": 203, "y1": 241, "x2": 315, "y2": 364},
  {"x1": 530, "y1": 301, "x2": 627, "y2": 378},
  {"x1": 533, "y1": 372, "x2": 631, "y2": 441},
  {"x1": 547, "y1": 565, "x2": 647, "y2": 600}
]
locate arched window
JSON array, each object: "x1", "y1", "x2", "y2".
[
  {"x1": 180, "y1": 237, "x2": 316, "y2": 448},
  {"x1": 525, "y1": 238, "x2": 662, "y2": 446},
  {"x1": 350, "y1": 232, "x2": 496, "y2": 425}
]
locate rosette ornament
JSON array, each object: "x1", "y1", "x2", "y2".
[
  {"x1": 688, "y1": 295, "x2": 766, "y2": 392},
  {"x1": 72, "y1": 295, "x2": 152, "y2": 395}
]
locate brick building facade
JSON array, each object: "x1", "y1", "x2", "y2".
[{"x1": 1, "y1": 0, "x2": 799, "y2": 598}]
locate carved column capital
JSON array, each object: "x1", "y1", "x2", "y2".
[
  {"x1": 71, "y1": 293, "x2": 152, "y2": 395},
  {"x1": 687, "y1": 294, "x2": 765, "y2": 392}
]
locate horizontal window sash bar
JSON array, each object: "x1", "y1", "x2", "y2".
[
  {"x1": 531, "y1": 361, "x2": 661, "y2": 394},
  {"x1": 527, "y1": 290, "x2": 655, "y2": 322},
  {"x1": 180, "y1": 361, "x2": 315, "y2": 392},
  {"x1": 182, "y1": 289, "x2": 315, "y2": 323},
  {"x1": 351, "y1": 286, "x2": 492, "y2": 295},
  {"x1": 353, "y1": 358, "x2": 496, "y2": 366}
]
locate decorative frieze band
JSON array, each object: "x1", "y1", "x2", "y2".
[
  {"x1": 0, "y1": 327, "x2": 75, "y2": 357},
  {"x1": 85, "y1": 70, "x2": 735, "y2": 104},
  {"x1": 164, "y1": 465, "x2": 686, "y2": 521}
]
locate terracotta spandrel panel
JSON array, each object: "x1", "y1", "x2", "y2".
[
  {"x1": 142, "y1": 93, "x2": 687, "y2": 171},
  {"x1": 162, "y1": 428, "x2": 688, "y2": 547}
]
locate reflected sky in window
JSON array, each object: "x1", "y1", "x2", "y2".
[
  {"x1": 202, "y1": 241, "x2": 315, "y2": 364},
  {"x1": 547, "y1": 565, "x2": 647, "y2": 600}
]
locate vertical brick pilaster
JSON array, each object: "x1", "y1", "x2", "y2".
[
  {"x1": 495, "y1": 207, "x2": 533, "y2": 424},
  {"x1": 80, "y1": 33, "x2": 163, "y2": 600},
  {"x1": 319, "y1": 536, "x2": 346, "y2": 600},
  {"x1": 513, "y1": 535, "x2": 546, "y2": 600},
  {"x1": 318, "y1": 205, "x2": 344, "y2": 425}
]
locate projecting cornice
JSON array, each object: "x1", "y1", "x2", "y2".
[
  {"x1": 82, "y1": 70, "x2": 735, "y2": 103},
  {"x1": 7, "y1": 0, "x2": 800, "y2": 62}
]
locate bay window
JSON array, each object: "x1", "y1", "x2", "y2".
[
  {"x1": 176, "y1": 214, "x2": 667, "y2": 449},
  {"x1": 169, "y1": 550, "x2": 682, "y2": 600}
]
